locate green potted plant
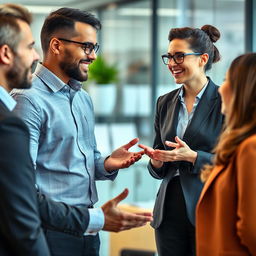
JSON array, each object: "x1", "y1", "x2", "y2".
[
  {"x1": 86, "y1": 56, "x2": 119, "y2": 115},
  {"x1": 88, "y1": 55, "x2": 119, "y2": 84}
]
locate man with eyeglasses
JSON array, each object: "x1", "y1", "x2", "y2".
[{"x1": 11, "y1": 7, "x2": 151, "y2": 256}]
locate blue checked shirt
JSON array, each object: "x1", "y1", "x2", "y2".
[{"x1": 11, "y1": 64, "x2": 118, "y2": 233}]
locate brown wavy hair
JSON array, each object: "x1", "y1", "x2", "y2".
[{"x1": 201, "y1": 53, "x2": 256, "y2": 182}]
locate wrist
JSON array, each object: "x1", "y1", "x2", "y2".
[
  {"x1": 104, "y1": 156, "x2": 112, "y2": 172},
  {"x1": 85, "y1": 208, "x2": 104, "y2": 234},
  {"x1": 189, "y1": 151, "x2": 198, "y2": 164},
  {"x1": 151, "y1": 159, "x2": 163, "y2": 168}
]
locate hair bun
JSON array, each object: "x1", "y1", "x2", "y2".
[{"x1": 201, "y1": 24, "x2": 220, "y2": 43}]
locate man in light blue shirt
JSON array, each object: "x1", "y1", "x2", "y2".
[{"x1": 12, "y1": 7, "x2": 149, "y2": 256}]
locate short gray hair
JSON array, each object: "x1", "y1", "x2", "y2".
[{"x1": 0, "y1": 4, "x2": 32, "y2": 52}]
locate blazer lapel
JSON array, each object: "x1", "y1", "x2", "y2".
[
  {"x1": 183, "y1": 79, "x2": 219, "y2": 145},
  {"x1": 164, "y1": 88, "x2": 181, "y2": 142},
  {"x1": 198, "y1": 165, "x2": 224, "y2": 203}
]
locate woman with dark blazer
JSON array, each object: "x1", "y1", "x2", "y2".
[
  {"x1": 139, "y1": 25, "x2": 224, "y2": 256},
  {"x1": 196, "y1": 53, "x2": 256, "y2": 256}
]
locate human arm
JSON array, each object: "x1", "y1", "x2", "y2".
[
  {"x1": 138, "y1": 143, "x2": 163, "y2": 169},
  {"x1": 140, "y1": 136, "x2": 214, "y2": 175},
  {"x1": 39, "y1": 187, "x2": 151, "y2": 235},
  {"x1": 93, "y1": 137, "x2": 144, "y2": 180},
  {"x1": 141, "y1": 136, "x2": 204, "y2": 166},
  {"x1": 38, "y1": 184, "x2": 151, "y2": 235},
  {"x1": 37, "y1": 193, "x2": 90, "y2": 237},
  {"x1": 73, "y1": 189, "x2": 152, "y2": 233},
  {"x1": 74, "y1": 189, "x2": 153, "y2": 234},
  {"x1": 236, "y1": 136, "x2": 256, "y2": 254},
  {"x1": 0, "y1": 117, "x2": 50, "y2": 256},
  {"x1": 156, "y1": 136, "x2": 197, "y2": 163},
  {"x1": 101, "y1": 189, "x2": 153, "y2": 232},
  {"x1": 104, "y1": 138, "x2": 144, "y2": 172},
  {"x1": 139, "y1": 96, "x2": 171, "y2": 179},
  {"x1": 86, "y1": 91, "x2": 143, "y2": 178},
  {"x1": 11, "y1": 92, "x2": 41, "y2": 165}
]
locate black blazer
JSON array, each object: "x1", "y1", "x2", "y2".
[
  {"x1": 148, "y1": 79, "x2": 224, "y2": 228},
  {"x1": 0, "y1": 101, "x2": 89, "y2": 256}
]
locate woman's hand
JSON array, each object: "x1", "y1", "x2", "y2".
[
  {"x1": 139, "y1": 136, "x2": 197, "y2": 166},
  {"x1": 138, "y1": 144, "x2": 163, "y2": 168},
  {"x1": 158, "y1": 136, "x2": 197, "y2": 164}
]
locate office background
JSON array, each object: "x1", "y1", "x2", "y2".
[{"x1": 1, "y1": 0, "x2": 255, "y2": 255}]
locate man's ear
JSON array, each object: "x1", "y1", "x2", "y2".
[
  {"x1": 49, "y1": 38, "x2": 62, "y2": 55},
  {"x1": 0, "y1": 44, "x2": 14, "y2": 65}
]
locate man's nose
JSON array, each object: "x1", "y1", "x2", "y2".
[
  {"x1": 87, "y1": 50, "x2": 97, "y2": 60},
  {"x1": 33, "y1": 48, "x2": 40, "y2": 62}
]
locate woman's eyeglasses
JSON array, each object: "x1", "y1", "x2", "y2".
[{"x1": 161, "y1": 52, "x2": 202, "y2": 65}]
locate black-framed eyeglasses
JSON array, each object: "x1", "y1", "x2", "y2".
[
  {"x1": 161, "y1": 52, "x2": 202, "y2": 65},
  {"x1": 58, "y1": 38, "x2": 99, "y2": 55}
]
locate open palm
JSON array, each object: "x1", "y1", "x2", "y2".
[{"x1": 104, "y1": 138, "x2": 144, "y2": 171}]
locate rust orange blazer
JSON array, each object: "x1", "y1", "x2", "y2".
[{"x1": 196, "y1": 134, "x2": 256, "y2": 256}]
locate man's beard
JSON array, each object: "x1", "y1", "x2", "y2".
[
  {"x1": 7, "y1": 55, "x2": 36, "y2": 90},
  {"x1": 59, "y1": 49, "x2": 90, "y2": 82}
]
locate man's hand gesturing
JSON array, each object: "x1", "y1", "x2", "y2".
[{"x1": 101, "y1": 189, "x2": 153, "y2": 232}]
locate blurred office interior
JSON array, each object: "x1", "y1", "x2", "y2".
[{"x1": 1, "y1": 0, "x2": 255, "y2": 255}]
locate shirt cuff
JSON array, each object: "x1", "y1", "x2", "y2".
[
  {"x1": 84, "y1": 208, "x2": 105, "y2": 235},
  {"x1": 96, "y1": 156, "x2": 119, "y2": 176}
]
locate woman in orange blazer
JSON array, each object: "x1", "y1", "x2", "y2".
[{"x1": 196, "y1": 53, "x2": 256, "y2": 256}]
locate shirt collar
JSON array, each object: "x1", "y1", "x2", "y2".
[
  {"x1": 68, "y1": 79, "x2": 83, "y2": 91},
  {"x1": 34, "y1": 63, "x2": 67, "y2": 93},
  {"x1": 0, "y1": 86, "x2": 16, "y2": 111},
  {"x1": 178, "y1": 79, "x2": 209, "y2": 101},
  {"x1": 35, "y1": 63, "x2": 83, "y2": 92}
]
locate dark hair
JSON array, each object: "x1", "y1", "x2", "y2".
[
  {"x1": 41, "y1": 7, "x2": 101, "y2": 54},
  {"x1": 0, "y1": 4, "x2": 32, "y2": 52},
  {"x1": 168, "y1": 24, "x2": 221, "y2": 71}
]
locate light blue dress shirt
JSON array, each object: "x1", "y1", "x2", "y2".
[
  {"x1": 174, "y1": 81, "x2": 208, "y2": 176},
  {"x1": 0, "y1": 86, "x2": 16, "y2": 111},
  {"x1": 177, "y1": 82, "x2": 208, "y2": 138},
  {"x1": 11, "y1": 64, "x2": 118, "y2": 233}
]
